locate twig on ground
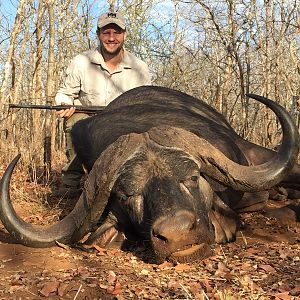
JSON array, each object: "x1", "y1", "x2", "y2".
[
  {"x1": 239, "y1": 231, "x2": 248, "y2": 247},
  {"x1": 73, "y1": 284, "x2": 82, "y2": 300},
  {"x1": 179, "y1": 283, "x2": 193, "y2": 299}
]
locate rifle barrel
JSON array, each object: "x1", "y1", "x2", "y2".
[{"x1": 8, "y1": 104, "x2": 106, "y2": 112}]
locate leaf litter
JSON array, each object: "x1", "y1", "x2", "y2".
[{"x1": 0, "y1": 174, "x2": 299, "y2": 299}]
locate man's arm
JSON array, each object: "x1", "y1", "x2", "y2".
[
  {"x1": 55, "y1": 56, "x2": 84, "y2": 105},
  {"x1": 143, "y1": 64, "x2": 152, "y2": 85},
  {"x1": 55, "y1": 55, "x2": 83, "y2": 118}
]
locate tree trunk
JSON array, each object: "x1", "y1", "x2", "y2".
[
  {"x1": 44, "y1": 0, "x2": 56, "y2": 178},
  {"x1": 0, "y1": 0, "x2": 27, "y2": 105}
]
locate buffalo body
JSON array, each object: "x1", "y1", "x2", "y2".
[{"x1": 0, "y1": 86, "x2": 299, "y2": 262}]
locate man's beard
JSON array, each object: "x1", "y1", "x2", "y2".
[{"x1": 100, "y1": 41, "x2": 123, "y2": 57}]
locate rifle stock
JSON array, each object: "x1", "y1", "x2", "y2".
[{"x1": 8, "y1": 103, "x2": 106, "y2": 114}]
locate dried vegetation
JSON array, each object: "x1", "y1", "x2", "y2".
[
  {"x1": 0, "y1": 1, "x2": 300, "y2": 299},
  {"x1": 0, "y1": 167, "x2": 299, "y2": 299}
]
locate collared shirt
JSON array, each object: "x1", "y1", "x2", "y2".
[{"x1": 55, "y1": 47, "x2": 151, "y2": 106}]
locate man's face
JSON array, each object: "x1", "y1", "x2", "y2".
[{"x1": 98, "y1": 24, "x2": 126, "y2": 56}]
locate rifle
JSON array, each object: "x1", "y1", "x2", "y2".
[{"x1": 8, "y1": 103, "x2": 106, "y2": 114}]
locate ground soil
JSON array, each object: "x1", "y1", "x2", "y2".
[{"x1": 0, "y1": 169, "x2": 299, "y2": 300}]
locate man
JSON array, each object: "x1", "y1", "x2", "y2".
[{"x1": 55, "y1": 11, "x2": 151, "y2": 190}]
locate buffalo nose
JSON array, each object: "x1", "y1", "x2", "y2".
[{"x1": 152, "y1": 210, "x2": 197, "y2": 243}]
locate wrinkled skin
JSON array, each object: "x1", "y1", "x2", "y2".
[
  {"x1": 0, "y1": 86, "x2": 299, "y2": 263},
  {"x1": 104, "y1": 144, "x2": 216, "y2": 261},
  {"x1": 70, "y1": 87, "x2": 299, "y2": 261},
  {"x1": 77, "y1": 130, "x2": 239, "y2": 262}
]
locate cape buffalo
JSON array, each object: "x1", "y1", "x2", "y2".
[{"x1": 0, "y1": 86, "x2": 299, "y2": 262}]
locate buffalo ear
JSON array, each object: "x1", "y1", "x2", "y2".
[
  {"x1": 209, "y1": 194, "x2": 239, "y2": 244},
  {"x1": 197, "y1": 176, "x2": 214, "y2": 209},
  {"x1": 71, "y1": 132, "x2": 148, "y2": 242}
]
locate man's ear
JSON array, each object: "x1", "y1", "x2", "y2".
[{"x1": 96, "y1": 28, "x2": 101, "y2": 38}]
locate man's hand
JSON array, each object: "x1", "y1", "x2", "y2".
[{"x1": 56, "y1": 103, "x2": 76, "y2": 118}]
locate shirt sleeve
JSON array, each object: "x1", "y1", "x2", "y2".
[
  {"x1": 139, "y1": 61, "x2": 152, "y2": 85},
  {"x1": 143, "y1": 65, "x2": 152, "y2": 85},
  {"x1": 55, "y1": 56, "x2": 82, "y2": 105}
]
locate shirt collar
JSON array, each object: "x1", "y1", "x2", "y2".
[{"x1": 89, "y1": 46, "x2": 132, "y2": 70}]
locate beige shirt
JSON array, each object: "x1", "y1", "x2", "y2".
[{"x1": 55, "y1": 47, "x2": 151, "y2": 106}]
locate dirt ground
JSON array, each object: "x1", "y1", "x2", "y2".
[{"x1": 0, "y1": 169, "x2": 299, "y2": 300}]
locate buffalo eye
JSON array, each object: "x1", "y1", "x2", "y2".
[
  {"x1": 181, "y1": 173, "x2": 199, "y2": 190},
  {"x1": 120, "y1": 194, "x2": 129, "y2": 202},
  {"x1": 190, "y1": 175, "x2": 198, "y2": 182}
]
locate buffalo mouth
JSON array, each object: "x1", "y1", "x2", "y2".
[
  {"x1": 152, "y1": 236, "x2": 213, "y2": 263},
  {"x1": 167, "y1": 243, "x2": 213, "y2": 263}
]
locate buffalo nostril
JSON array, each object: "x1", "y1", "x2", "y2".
[
  {"x1": 152, "y1": 230, "x2": 168, "y2": 243},
  {"x1": 151, "y1": 210, "x2": 197, "y2": 243},
  {"x1": 189, "y1": 220, "x2": 196, "y2": 231}
]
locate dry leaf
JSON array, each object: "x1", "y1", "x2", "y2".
[
  {"x1": 199, "y1": 278, "x2": 213, "y2": 293},
  {"x1": 77, "y1": 266, "x2": 87, "y2": 273},
  {"x1": 241, "y1": 262, "x2": 254, "y2": 271},
  {"x1": 77, "y1": 266, "x2": 90, "y2": 279},
  {"x1": 275, "y1": 291, "x2": 292, "y2": 300},
  {"x1": 290, "y1": 285, "x2": 300, "y2": 296},
  {"x1": 93, "y1": 245, "x2": 107, "y2": 255},
  {"x1": 55, "y1": 241, "x2": 70, "y2": 250},
  {"x1": 240, "y1": 275, "x2": 253, "y2": 287},
  {"x1": 40, "y1": 281, "x2": 60, "y2": 297},
  {"x1": 189, "y1": 282, "x2": 201, "y2": 297},
  {"x1": 113, "y1": 282, "x2": 122, "y2": 295},
  {"x1": 195, "y1": 294, "x2": 205, "y2": 300},
  {"x1": 279, "y1": 250, "x2": 288, "y2": 259},
  {"x1": 174, "y1": 263, "x2": 191, "y2": 271},
  {"x1": 57, "y1": 283, "x2": 68, "y2": 297},
  {"x1": 107, "y1": 282, "x2": 122, "y2": 295},
  {"x1": 114, "y1": 295, "x2": 126, "y2": 300},
  {"x1": 134, "y1": 287, "x2": 144, "y2": 296},
  {"x1": 259, "y1": 264, "x2": 276, "y2": 273},
  {"x1": 215, "y1": 262, "x2": 231, "y2": 277},
  {"x1": 106, "y1": 285, "x2": 115, "y2": 294},
  {"x1": 213, "y1": 293, "x2": 222, "y2": 300},
  {"x1": 107, "y1": 270, "x2": 117, "y2": 284},
  {"x1": 203, "y1": 260, "x2": 217, "y2": 272},
  {"x1": 99, "y1": 284, "x2": 109, "y2": 289},
  {"x1": 167, "y1": 280, "x2": 181, "y2": 290},
  {"x1": 157, "y1": 261, "x2": 174, "y2": 269},
  {"x1": 140, "y1": 269, "x2": 149, "y2": 275}
]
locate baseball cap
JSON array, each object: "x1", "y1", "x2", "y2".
[{"x1": 97, "y1": 11, "x2": 126, "y2": 30}]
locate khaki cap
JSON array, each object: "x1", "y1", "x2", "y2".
[{"x1": 97, "y1": 11, "x2": 126, "y2": 30}]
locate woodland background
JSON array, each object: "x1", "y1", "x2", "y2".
[
  {"x1": 0, "y1": 0, "x2": 299, "y2": 175},
  {"x1": 0, "y1": 2, "x2": 299, "y2": 298}
]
